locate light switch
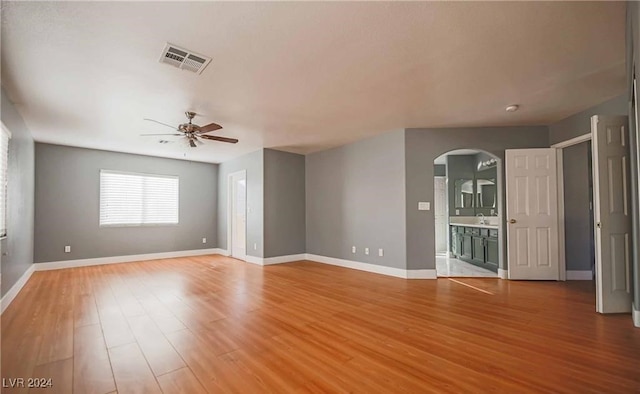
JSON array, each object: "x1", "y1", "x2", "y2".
[
  {"x1": 364, "y1": 248, "x2": 369, "y2": 255},
  {"x1": 64, "y1": 246, "x2": 71, "y2": 253},
  {"x1": 418, "y1": 202, "x2": 430, "y2": 211}
]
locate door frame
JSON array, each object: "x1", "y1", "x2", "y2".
[
  {"x1": 434, "y1": 176, "x2": 448, "y2": 255},
  {"x1": 551, "y1": 133, "x2": 593, "y2": 281},
  {"x1": 227, "y1": 170, "x2": 247, "y2": 260},
  {"x1": 433, "y1": 149, "x2": 505, "y2": 279}
]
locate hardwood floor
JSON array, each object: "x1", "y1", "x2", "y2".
[{"x1": 1, "y1": 255, "x2": 639, "y2": 393}]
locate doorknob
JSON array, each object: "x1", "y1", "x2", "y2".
[{"x1": 509, "y1": 219, "x2": 517, "y2": 224}]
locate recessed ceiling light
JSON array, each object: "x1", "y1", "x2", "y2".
[{"x1": 505, "y1": 104, "x2": 519, "y2": 112}]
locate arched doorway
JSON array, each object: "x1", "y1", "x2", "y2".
[{"x1": 433, "y1": 149, "x2": 502, "y2": 278}]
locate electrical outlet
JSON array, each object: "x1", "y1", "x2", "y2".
[
  {"x1": 202, "y1": 237, "x2": 207, "y2": 244},
  {"x1": 378, "y1": 248, "x2": 384, "y2": 257},
  {"x1": 456, "y1": 209, "x2": 460, "y2": 215},
  {"x1": 64, "y1": 245, "x2": 71, "y2": 253},
  {"x1": 352, "y1": 246, "x2": 356, "y2": 254},
  {"x1": 253, "y1": 243, "x2": 257, "y2": 250},
  {"x1": 365, "y1": 248, "x2": 369, "y2": 255}
]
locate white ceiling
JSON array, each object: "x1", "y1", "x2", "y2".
[{"x1": 1, "y1": 1, "x2": 627, "y2": 163}]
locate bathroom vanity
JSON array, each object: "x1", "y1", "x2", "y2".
[{"x1": 450, "y1": 221, "x2": 499, "y2": 273}]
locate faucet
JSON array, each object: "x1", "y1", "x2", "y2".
[{"x1": 476, "y1": 213, "x2": 485, "y2": 225}]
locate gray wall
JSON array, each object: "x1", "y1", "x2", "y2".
[
  {"x1": 1, "y1": 88, "x2": 35, "y2": 297},
  {"x1": 264, "y1": 149, "x2": 306, "y2": 258},
  {"x1": 405, "y1": 126, "x2": 549, "y2": 270},
  {"x1": 217, "y1": 149, "x2": 264, "y2": 257},
  {"x1": 549, "y1": 94, "x2": 627, "y2": 145},
  {"x1": 446, "y1": 155, "x2": 476, "y2": 217},
  {"x1": 562, "y1": 141, "x2": 594, "y2": 272},
  {"x1": 34, "y1": 143, "x2": 217, "y2": 263},
  {"x1": 434, "y1": 164, "x2": 446, "y2": 177},
  {"x1": 306, "y1": 131, "x2": 407, "y2": 269}
]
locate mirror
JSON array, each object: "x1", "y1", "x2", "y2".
[
  {"x1": 476, "y1": 168, "x2": 497, "y2": 208},
  {"x1": 454, "y1": 179, "x2": 474, "y2": 208}
]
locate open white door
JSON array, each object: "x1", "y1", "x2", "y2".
[
  {"x1": 506, "y1": 149, "x2": 560, "y2": 280},
  {"x1": 229, "y1": 171, "x2": 247, "y2": 260},
  {"x1": 434, "y1": 177, "x2": 448, "y2": 254},
  {"x1": 592, "y1": 115, "x2": 632, "y2": 314}
]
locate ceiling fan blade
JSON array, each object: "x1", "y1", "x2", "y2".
[
  {"x1": 200, "y1": 135, "x2": 238, "y2": 144},
  {"x1": 140, "y1": 133, "x2": 183, "y2": 136},
  {"x1": 189, "y1": 139, "x2": 197, "y2": 148},
  {"x1": 197, "y1": 122, "x2": 223, "y2": 133},
  {"x1": 143, "y1": 118, "x2": 178, "y2": 130}
]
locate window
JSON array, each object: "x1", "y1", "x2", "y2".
[
  {"x1": 0, "y1": 124, "x2": 10, "y2": 237},
  {"x1": 99, "y1": 170, "x2": 179, "y2": 226}
]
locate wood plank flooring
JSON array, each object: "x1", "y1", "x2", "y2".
[{"x1": 1, "y1": 255, "x2": 639, "y2": 393}]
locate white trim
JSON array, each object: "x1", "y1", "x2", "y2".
[
  {"x1": 566, "y1": 270, "x2": 593, "y2": 280},
  {"x1": 263, "y1": 254, "x2": 306, "y2": 265},
  {"x1": 305, "y1": 253, "x2": 437, "y2": 279},
  {"x1": 557, "y1": 149, "x2": 567, "y2": 281},
  {"x1": 216, "y1": 248, "x2": 230, "y2": 256},
  {"x1": 34, "y1": 248, "x2": 224, "y2": 271},
  {"x1": 243, "y1": 255, "x2": 263, "y2": 265},
  {"x1": 551, "y1": 133, "x2": 591, "y2": 149},
  {"x1": 405, "y1": 269, "x2": 437, "y2": 279},
  {"x1": 633, "y1": 303, "x2": 640, "y2": 328},
  {"x1": 1, "y1": 121, "x2": 13, "y2": 139},
  {"x1": 498, "y1": 268, "x2": 508, "y2": 279},
  {"x1": 242, "y1": 253, "x2": 306, "y2": 266},
  {"x1": 1, "y1": 264, "x2": 34, "y2": 314}
]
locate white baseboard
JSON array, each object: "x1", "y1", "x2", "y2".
[
  {"x1": 34, "y1": 248, "x2": 226, "y2": 271},
  {"x1": 243, "y1": 255, "x2": 263, "y2": 265},
  {"x1": 1, "y1": 264, "x2": 35, "y2": 314},
  {"x1": 406, "y1": 269, "x2": 437, "y2": 279},
  {"x1": 566, "y1": 270, "x2": 593, "y2": 280},
  {"x1": 498, "y1": 269, "x2": 508, "y2": 279},
  {"x1": 304, "y1": 254, "x2": 436, "y2": 279},
  {"x1": 243, "y1": 253, "x2": 306, "y2": 266},
  {"x1": 264, "y1": 254, "x2": 307, "y2": 265},
  {"x1": 633, "y1": 303, "x2": 639, "y2": 328}
]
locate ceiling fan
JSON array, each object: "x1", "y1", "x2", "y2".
[{"x1": 141, "y1": 111, "x2": 238, "y2": 148}]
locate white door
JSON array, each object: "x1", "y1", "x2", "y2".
[
  {"x1": 229, "y1": 171, "x2": 247, "y2": 260},
  {"x1": 506, "y1": 149, "x2": 560, "y2": 280},
  {"x1": 434, "y1": 177, "x2": 448, "y2": 254},
  {"x1": 592, "y1": 115, "x2": 632, "y2": 313}
]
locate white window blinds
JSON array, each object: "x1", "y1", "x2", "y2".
[
  {"x1": 99, "y1": 170, "x2": 179, "y2": 226},
  {"x1": 0, "y1": 126, "x2": 9, "y2": 237}
]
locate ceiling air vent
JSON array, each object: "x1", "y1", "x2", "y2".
[{"x1": 159, "y1": 43, "x2": 211, "y2": 75}]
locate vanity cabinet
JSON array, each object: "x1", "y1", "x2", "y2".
[{"x1": 450, "y1": 225, "x2": 498, "y2": 273}]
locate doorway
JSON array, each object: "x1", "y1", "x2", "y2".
[
  {"x1": 228, "y1": 170, "x2": 247, "y2": 260},
  {"x1": 434, "y1": 149, "x2": 500, "y2": 278},
  {"x1": 550, "y1": 115, "x2": 633, "y2": 314},
  {"x1": 562, "y1": 141, "x2": 595, "y2": 280}
]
